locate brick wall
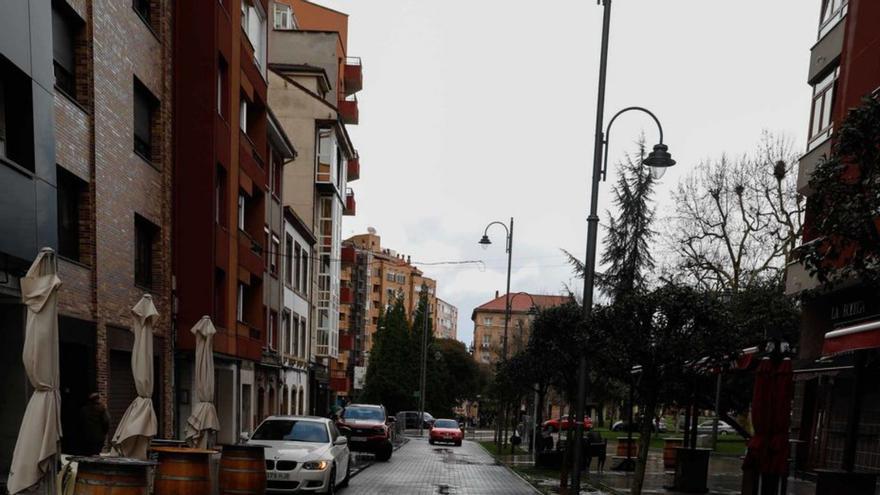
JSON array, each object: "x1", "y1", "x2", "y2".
[{"x1": 52, "y1": 0, "x2": 175, "y2": 438}]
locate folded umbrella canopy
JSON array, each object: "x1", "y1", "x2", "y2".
[
  {"x1": 185, "y1": 316, "x2": 219, "y2": 448},
  {"x1": 8, "y1": 248, "x2": 63, "y2": 494},
  {"x1": 110, "y1": 294, "x2": 159, "y2": 459},
  {"x1": 743, "y1": 358, "x2": 774, "y2": 472},
  {"x1": 767, "y1": 358, "x2": 793, "y2": 476}
]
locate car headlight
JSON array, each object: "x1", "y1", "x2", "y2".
[{"x1": 302, "y1": 460, "x2": 329, "y2": 471}]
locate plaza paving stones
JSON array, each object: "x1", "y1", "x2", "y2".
[{"x1": 342, "y1": 436, "x2": 540, "y2": 494}]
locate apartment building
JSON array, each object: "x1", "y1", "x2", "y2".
[
  {"x1": 435, "y1": 298, "x2": 459, "y2": 340},
  {"x1": 268, "y1": 0, "x2": 361, "y2": 413},
  {"x1": 0, "y1": 0, "x2": 177, "y2": 478},
  {"x1": 471, "y1": 293, "x2": 570, "y2": 365},
  {"x1": 786, "y1": 0, "x2": 880, "y2": 484},
  {"x1": 174, "y1": 0, "x2": 271, "y2": 441}
]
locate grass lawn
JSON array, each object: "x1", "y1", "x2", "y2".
[
  {"x1": 589, "y1": 427, "x2": 747, "y2": 454},
  {"x1": 478, "y1": 440, "x2": 528, "y2": 456}
]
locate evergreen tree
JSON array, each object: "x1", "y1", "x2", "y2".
[
  {"x1": 600, "y1": 136, "x2": 656, "y2": 298},
  {"x1": 411, "y1": 286, "x2": 446, "y2": 416},
  {"x1": 361, "y1": 295, "x2": 418, "y2": 413}
]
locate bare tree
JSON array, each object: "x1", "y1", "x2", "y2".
[{"x1": 667, "y1": 132, "x2": 804, "y2": 291}]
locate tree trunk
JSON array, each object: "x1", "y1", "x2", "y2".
[
  {"x1": 631, "y1": 401, "x2": 656, "y2": 495},
  {"x1": 597, "y1": 402, "x2": 605, "y2": 428},
  {"x1": 559, "y1": 422, "x2": 573, "y2": 494}
]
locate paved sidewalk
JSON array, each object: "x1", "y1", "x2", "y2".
[{"x1": 343, "y1": 436, "x2": 539, "y2": 495}]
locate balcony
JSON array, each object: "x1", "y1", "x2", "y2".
[
  {"x1": 339, "y1": 332, "x2": 354, "y2": 351},
  {"x1": 338, "y1": 95, "x2": 359, "y2": 125},
  {"x1": 347, "y1": 155, "x2": 360, "y2": 182},
  {"x1": 340, "y1": 286, "x2": 354, "y2": 305},
  {"x1": 341, "y1": 245, "x2": 356, "y2": 264},
  {"x1": 344, "y1": 189, "x2": 356, "y2": 216},
  {"x1": 343, "y1": 57, "x2": 363, "y2": 95},
  {"x1": 238, "y1": 230, "x2": 264, "y2": 277}
]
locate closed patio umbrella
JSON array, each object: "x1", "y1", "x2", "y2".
[
  {"x1": 7, "y1": 248, "x2": 63, "y2": 494},
  {"x1": 767, "y1": 358, "x2": 793, "y2": 475},
  {"x1": 185, "y1": 316, "x2": 219, "y2": 448},
  {"x1": 743, "y1": 358, "x2": 773, "y2": 472},
  {"x1": 110, "y1": 294, "x2": 159, "y2": 459}
]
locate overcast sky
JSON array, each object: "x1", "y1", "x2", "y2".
[{"x1": 324, "y1": 0, "x2": 819, "y2": 347}]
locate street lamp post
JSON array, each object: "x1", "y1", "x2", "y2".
[
  {"x1": 478, "y1": 218, "x2": 514, "y2": 451},
  {"x1": 571, "y1": 3, "x2": 676, "y2": 490}
]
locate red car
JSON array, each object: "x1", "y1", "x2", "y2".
[
  {"x1": 542, "y1": 415, "x2": 593, "y2": 432},
  {"x1": 429, "y1": 419, "x2": 464, "y2": 446}
]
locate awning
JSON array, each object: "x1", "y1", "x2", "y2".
[
  {"x1": 793, "y1": 353, "x2": 855, "y2": 381},
  {"x1": 822, "y1": 320, "x2": 880, "y2": 356}
]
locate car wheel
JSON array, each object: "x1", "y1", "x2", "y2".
[
  {"x1": 338, "y1": 456, "x2": 351, "y2": 488},
  {"x1": 324, "y1": 466, "x2": 337, "y2": 495},
  {"x1": 455, "y1": 440, "x2": 462, "y2": 447},
  {"x1": 720, "y1": 430, "x2": 728, "y2": 436},
  {"x1": 376, "y1": 443, "x2": 392, "y2": 462},
  {"x1": 429, "y1": 439, "x2": 435, "y2": 445}
]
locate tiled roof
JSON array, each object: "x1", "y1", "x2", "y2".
[{"x1": 473, "y1": 293, "x2": 572, "y2": 315}]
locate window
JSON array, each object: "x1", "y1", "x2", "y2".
[
  {"x1": 273, "y1": 3, "x2": 295, "y2": 29},
  {"x1": 0, "y1": 58, "x2": 35, "y2": 171},
  {"x1": 215, "y1": 166, "x2": 227, "y2": 226},
  {"x1": 134, "y1": 215, "x2": 158, "y2": 289},
  {"x1": 386, "y1": 271, "x2": 395, "y2": 282},
  {"x1": 299, "y1": 316, "x2": 307, "y2": 358},
  {"x1": 268, "y1": 310, "x2": 278, "y2": 350},
  {"x1": 483, "y1": 317, "x2": 492, "y2": 326},
  {"x1": 239, "y1": 95, "x2": 248, "y2": 133},
  {"x1": 808, "y1": 67, "x2": 838, "y2": 150},
  {"x1": 217, "y1": 56, "x2": 228, "y2": 118},
  {"x1": 819, "y1": 0, "x2": 848, "y2": 38},
  {"x1": 270, "y1": 235, "x2": 280, "y2": 275},
  {"x1": 57, "y1": 167, "x2": 88, "y2": 262},
  {"x1": 396, "y1": 274, "x2": 405, "y2": 284},
  {"x1": 238, "y1": 191, "x2": 246, "y2": 230},
  {"x1": 284, "y1": 234, "x2": 294, "y2": 285},
  {"x1": 316, "y1": 129, "x2": 335, "y2": 183},
  {"x1": 301, "y1": 252, "x2": 308, "y2": 293},
  {"x1": 293, "y1": 242, "x2": 302, "y2": 291},
  {"x1": 133, "y1": 0, "x2": 154, "y2": 28},
  {"x1": 52, "y1": 2, "x2": 83, "y2": 101},
  {"x1": 270, "y1": 151, "x2": 282, "y2": 196},
  {"x1": 482, "y1": 334, "x2": 490, "y2": 349},
  {"x1": 288, "y1": 312, "x2": 297, "y2": 356},
  {"x1": 241, "y1": 0, "x2": 267, "y2": 71},
  {"x1": 133, "y1": 78, "x2": 158, "y2": 162},
  {"x1": 237, "y1": 283, "x2": 245, "y2": 322}
]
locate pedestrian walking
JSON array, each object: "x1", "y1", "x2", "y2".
[{"x1": 79, "y1": 393, "x2": 110, "y2": 455}]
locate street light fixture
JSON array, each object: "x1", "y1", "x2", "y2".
[
  {"x1": 570, "y1": 2, "x2": 677, "y2": 490},
  {"x1": 477, "y1": 218, "x2": 514, "y2": 451}
]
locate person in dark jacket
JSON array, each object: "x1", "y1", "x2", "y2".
[{"x1": 79, "y1": 393, "x2": 110, "y2": 455}]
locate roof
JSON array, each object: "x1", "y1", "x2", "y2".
[{"x1": 471, "y1": 293, "x2": 573, "y2": 320}]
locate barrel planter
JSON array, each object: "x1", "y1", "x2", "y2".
[
  {"x1": 615, "y1": 436, "x2": 639, "y2": 457},
  {"x1": 663, "y1": 438, "x2": 683, "y2": 469},
  {"x1": 151, "y1": 446, "x2": 215, "y2": 495},
  {"x1": 220, "y1": 444, "x2": 267, "y2": 495},
  {"x1": 71, "y1": 456, "x2": 155, "y2": 495}
]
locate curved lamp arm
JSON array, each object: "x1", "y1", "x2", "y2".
[
  {"x1": 483, "y1": 221, "x2": 511, "y2": 253},
  {"x1": 601, "y1": 106, "x2": 665, "y2": 181}
]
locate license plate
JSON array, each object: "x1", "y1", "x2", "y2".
[
  {"x1": 266, "y1": 472, "x2": 290, "y2": 481},
  {"x1": 350, "y1": 436, "x2": 367, "y2": 442}
]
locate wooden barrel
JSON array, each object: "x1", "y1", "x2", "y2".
[
  {"x1": 71, "y1": 456, "x2": 154, "y2": 495},
  {"x1": 219, "y1": 444, "x2": 267, "y2": 495},
  {"x1": 152, "y1": 446, "x2": 215, "y2": 495},
  {"x1": 616, "y1": 437, "x2": 639, "y2": 457},
  {"x1": 663, "y1": 438, "x2": 683, "y2": 469}
]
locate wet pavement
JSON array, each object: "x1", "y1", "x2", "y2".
[{"x1": 342, "y1": 435, "x2": 539, "y2": 494}]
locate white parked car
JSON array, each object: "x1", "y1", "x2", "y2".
[
  {"x1": 696, "y1": 419, "x2": 739, "y2": 436},
  {"x1": 247, "y1": 416, "x2": 351, "y2": 494}
]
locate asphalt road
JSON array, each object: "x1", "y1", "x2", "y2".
[{"x1": 341, "y1": 435, "x2": 538, "y2": 495}]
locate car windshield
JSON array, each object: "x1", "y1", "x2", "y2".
[
  {"x1": 434, "y1": 419, "x2": 458, "y2": 428},
  {"x1": 343, "y1": 407, "x2": 384, "y2": 421},
  {"x1": 251, "y1": 420, "x2": 329, "y2": 443}
]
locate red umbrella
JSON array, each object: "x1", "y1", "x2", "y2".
[
  {"x1": 767, "y1": 358, "x2": 793, "y2": 475},
  {"x1": 744, "y1": 358, "x2": 774, "y2": 471}
]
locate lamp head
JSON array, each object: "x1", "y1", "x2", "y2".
[
  {"x1": 644, "y1": 144, "x2": 675, "y2": 180},
  {"x1": 478, "y1": 235, "x2": 492, "y2": 250},
  {"x1": 527, "y1": 306, "x2": 538, "y2": 316}
]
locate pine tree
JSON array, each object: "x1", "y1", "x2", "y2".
[
  {"x1": 361, "y1": 295, "x2": 418, "y2": 413},
  {"x1": 600, "y1": 136, "x2": 657, "y2": 299}
]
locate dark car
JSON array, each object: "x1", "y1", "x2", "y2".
[
  {"x1": 396, "y1": 411, "x2": 435, "y2": 429},
  {"x1": 337, "y1": 404, "x2": 393, "y2": 461}
]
